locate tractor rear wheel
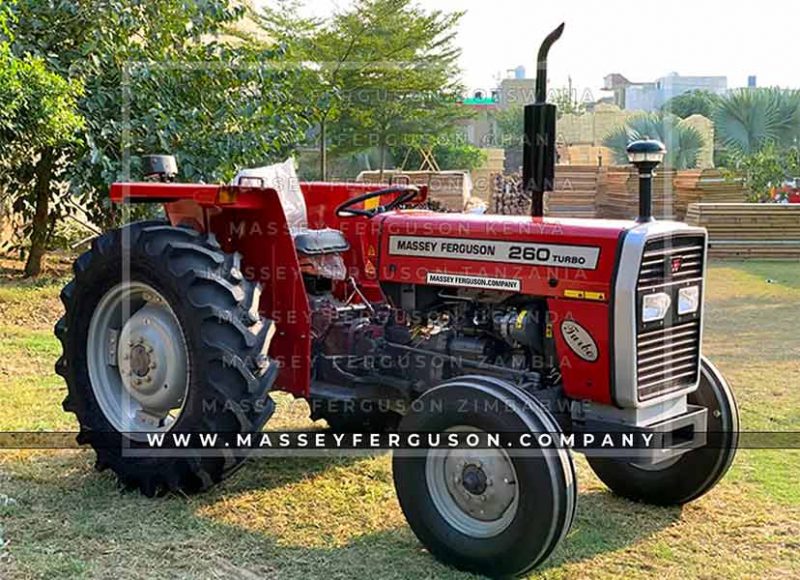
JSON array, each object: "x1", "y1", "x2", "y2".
[
  {"x1": 393, "y1": 375, "x2": 576, "y2": 577},
  {"x1": 56, "y1": 221, "x2": 277, "y2": 496},
  {"x1": 587, "y1": 356, "x2": 738, "y2": 505}
]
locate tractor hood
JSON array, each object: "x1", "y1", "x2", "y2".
[{"x1": 378, "y1": 211, "x2": 633, "y2": 300}]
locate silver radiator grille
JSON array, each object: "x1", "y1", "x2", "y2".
[{"x1": 635, "y1": 235, "x2": 705, "y2": 401}]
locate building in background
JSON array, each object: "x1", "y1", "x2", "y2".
[{"x1": 603, "y1": 72, "x2": 727, "y2": 111}]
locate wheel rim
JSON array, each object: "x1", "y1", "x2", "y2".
[
  {"x1": 425, "y1": 426, "x2": 519, "y2": 538},
  {"x1": 87, "y1": 282, "x2": 189, "y2": 438}
]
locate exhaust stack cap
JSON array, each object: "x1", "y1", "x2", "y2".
[{"x1": 626, "y1": 139, "x2": 666, "y2": 223}]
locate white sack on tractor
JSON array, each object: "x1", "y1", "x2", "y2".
[{"x1": 233, "y1": 159, "x2": 307, "y2": 231}]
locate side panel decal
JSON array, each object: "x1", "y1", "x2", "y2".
[
  {"x1": 388, "y1": 235, "x2": 600, "y2": 270},
  {"x1": 426, "y1": 272, "x2": 521, "y2": 291}
]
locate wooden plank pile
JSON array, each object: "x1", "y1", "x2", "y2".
[
  {"x1": 598, "y1": 167, "x2": 693, "y2": 220},
  {"x1": 685, "y1": 203, "x2": 800, "y2": 259},
  {"x1": 548, "y1": 166, "x2": 600, "y2": 218},
  {"x1": 693, "y1": 170, "x2": 749, "y2": 203},
  {"x1": 491, "y1": 165, "x2": 599, "y2": 217},
  {"x1": 597, "y1": 167, "x2": 749, "y2": 221}
]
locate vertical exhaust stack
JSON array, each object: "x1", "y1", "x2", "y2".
[
  {"x1": 626, "y1": 139, "x2": 666, "y2": 222},
  {"x1": 523, "y1": 23, "x2": 564, "y2": 218}
]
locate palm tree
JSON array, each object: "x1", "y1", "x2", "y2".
[
  {"x1": 714, "y1": 88, "x2": 800, "y2": 156},
  {"x1": 603, "y1": 113, "x2": 705, "y2": 169}
]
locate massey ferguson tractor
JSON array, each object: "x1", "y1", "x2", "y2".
[{"x1": 55, "y1": 24, "x2": 738, "y2": 577}]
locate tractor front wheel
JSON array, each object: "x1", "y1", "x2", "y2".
[
  {"x1": 56, "y1": 221, "x2": 277, "y2": 496},
  {"x1": 392, "y1": 375, "x2": 577, "y2": 577},
  {"x1": 587, "y1": 356, "x2": 739, "y2": 505}
]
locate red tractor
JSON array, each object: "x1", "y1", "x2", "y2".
[{"x1": 55, "y1": 25, "x2": 738, "y2": 577}]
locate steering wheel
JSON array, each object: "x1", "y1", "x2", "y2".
[{"x1": 335, "y1": 185, "x2": 420, "y2": 218}]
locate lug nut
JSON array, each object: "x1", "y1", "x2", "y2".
[{"x1": 149, "y1": 362, "x2": 157, "y2": 370}]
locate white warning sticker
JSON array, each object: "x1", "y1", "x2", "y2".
[
  {"x1": 389, "y1": 236, "x2": 600, "y2": 270},
  {"x1": 426, "y1": 272, "x2": 521, "y2": 291}
]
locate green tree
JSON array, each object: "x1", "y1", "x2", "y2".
[
  {"x1": 661, "y1": 90, "x2": 719, "y2": 119},
  {"x1": 550, "y1": 87, "x2": 586, "y2": 118},
  {"x1": 390, "y1": 132, "x2": 486, "y2": 171},
  {"x1": 0, "y1": 4, "x2": 84, "y2": 276},
  {"x1": 260, "y1": 0, "x2": 468, "y2": 179},
  {"x1": 724, "y1": 144, "x2": 800, "y2": 201},
  {"x1": 603, "y1": 113, "x2": 705, "y2": 170},
  {"x1": 7, "y1": 0, "x2": 309, "y2": 239},
  {"x1": 714, "y1": 88, "x2": 800, "y2": 156}
]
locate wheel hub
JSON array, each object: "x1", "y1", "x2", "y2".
[
  {"x1": 461, "y1": 464, "x2": 488, "y2": 495},
  {"x1": 129, "y1": 344, "x2": 151, "y2": 377},
  {"x1": 87, "y1": 282, "x2": 189, "y2": 436},
  {"x1": 117, "y1": 303, "x2": 187, "y2": 412},
  {"x1": 425, "y1": 427, "x2": 519, "y2": 539}
]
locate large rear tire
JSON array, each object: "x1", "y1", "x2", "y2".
[
  {"x1": 587, "y1": 356, "x2": 738, "y2": 505},
  {"x1": 56, "y1": 221, "x2": 278, "y2": 496},
  {"x1": 393, "y1": 376, "x2": 576, "y2": 577}
]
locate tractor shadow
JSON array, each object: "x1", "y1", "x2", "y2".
[
  {"x1": 540, "y1": 488, "x2": 682, "y2": 571},
  {"x1": 2, "y1": 449, "x2": 681, "y2": 579}
]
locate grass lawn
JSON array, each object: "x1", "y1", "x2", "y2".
[{"x1": 0, "y1": 257, "x2": 799, "y2": 579}]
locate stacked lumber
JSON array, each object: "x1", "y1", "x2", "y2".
[
  {"x1": 695, "y1": 170, "x2": 749, "y2": 203},
  {"x1": 490, "y1": 165, "x2": 600, "y2": 217},
  {"x1": 596, "y1": 167, "x2": 748, "y2": 221},
  {"x1": 598, "y1": 168, "x2": 694, "y2": 220},
  {"x1": 548, "y1": 166, "x2": 600, "y2": 218},
  {"x1": 685, "y1": 203, "x2": 800, "y2": 259},
  {"x1": 596, "y1": 166, "x2": 635, "y2": 219}
]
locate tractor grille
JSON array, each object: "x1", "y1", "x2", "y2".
[{"x1": 635, "y1": 235, "x2": 705, "y2": 401}]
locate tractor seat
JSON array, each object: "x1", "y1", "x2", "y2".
[
  {"x1": 293, "y1": 228, "x2": 349, "y2": 256},
  {"x1": 233, "y1": 159, "x2": 349, "y2": 258}
]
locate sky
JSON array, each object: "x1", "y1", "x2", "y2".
[{"x1": 256, "y1": 0, "x2": 794, "y2": 101}]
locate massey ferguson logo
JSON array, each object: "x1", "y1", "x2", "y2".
[{"x1": 670, "y1": 256, "x2": 683, "y2": 274}]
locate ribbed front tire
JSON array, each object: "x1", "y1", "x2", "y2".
[
  {"x1": 56, "y1": 221, "x2": 278, "y2": 496},
  {"x1": 393, "y1": 375, "x2": 577, "y2": 577},
  {"x1": 587, "y1": 357, "x2": 739, "y2": 505}
]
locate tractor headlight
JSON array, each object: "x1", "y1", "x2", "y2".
[
  {"x1": 678, "y1": 285, "x2": 700, "y2": 315},
  {"x1": 642, "y1": 292, "x2": 671, "y2": 322}
]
